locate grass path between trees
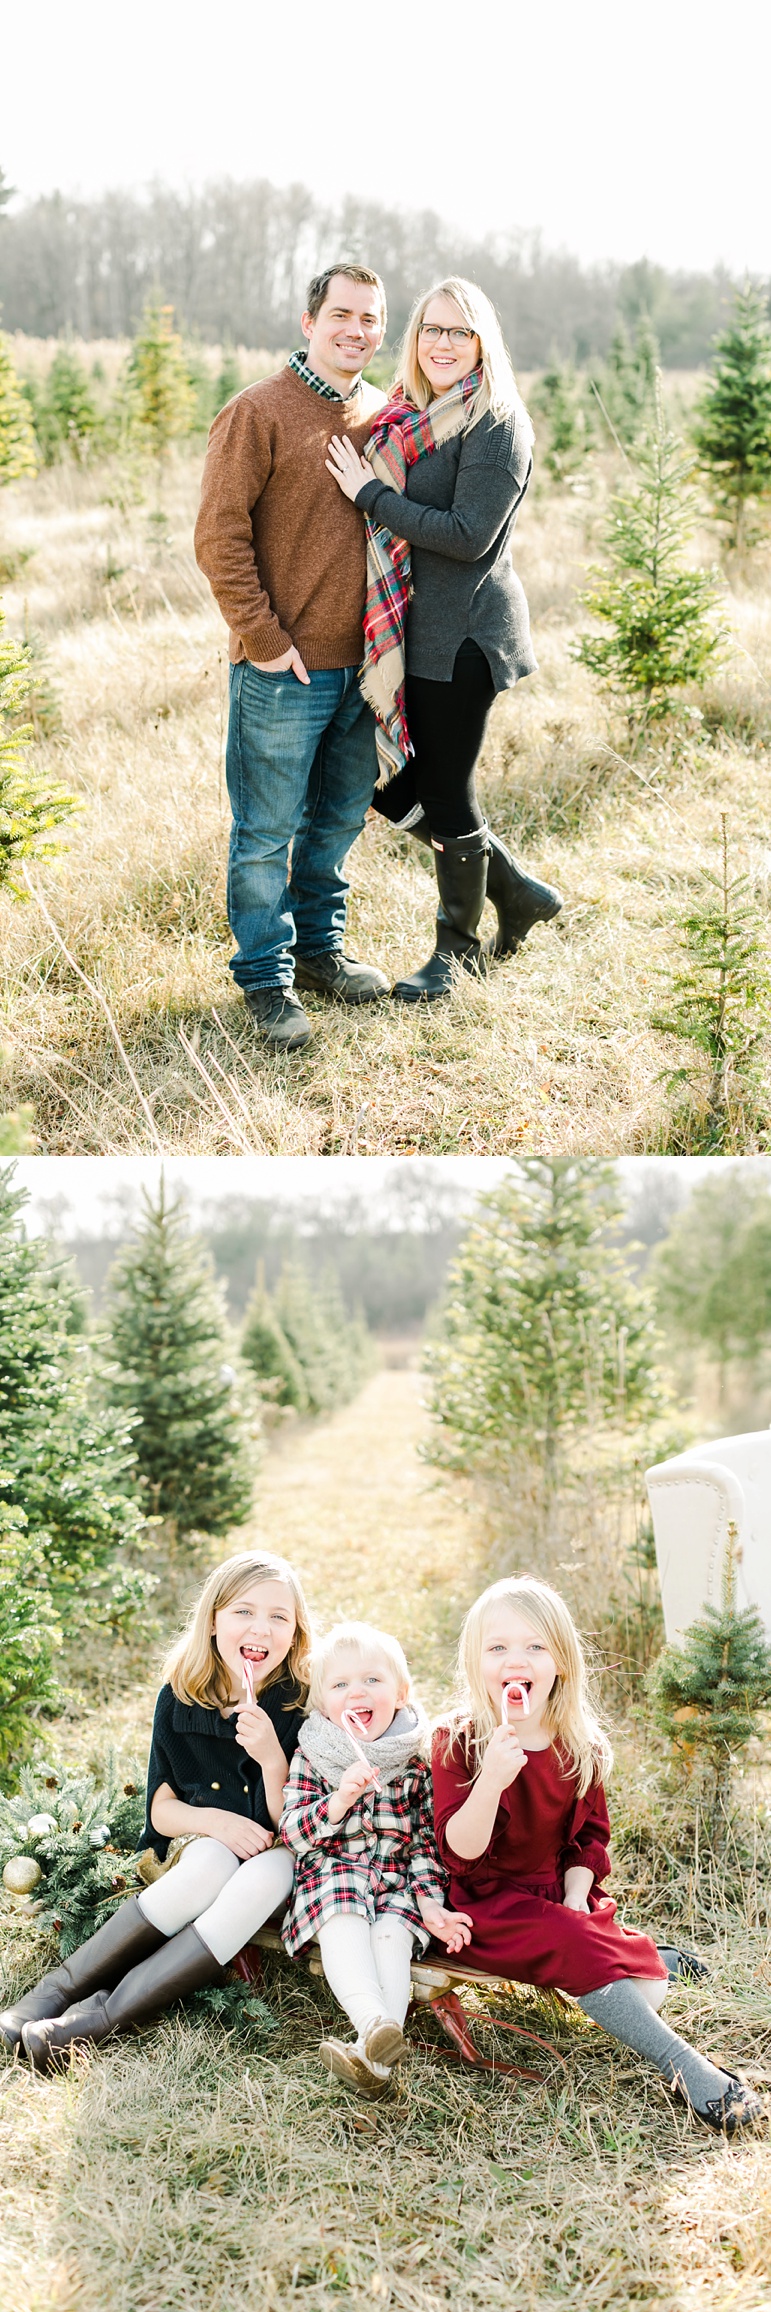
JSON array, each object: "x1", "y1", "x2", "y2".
[{"x1": 2, "y1": 1365, "x2": 771, "y2": 2311}]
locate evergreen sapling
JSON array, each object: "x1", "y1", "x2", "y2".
[
  {"x1": 0, "y1": 605, "x2": 78, "y2": 895},
  {"x1": 576, "y1": 381, "x2": 726, "y2": 751},
  {"x1": 693, "y1": 285, "x2": 771, "y2": 551},
  {"x1": 648, "y1": 1521, "x2": 771, "y2": 1833},
  {"x1": 654, "y1": 813, "x2": 771, "y2": 1150},
  {"x1": 0, "y1": 320, "x2": 36, "y2": 488},
  {"x1": 127, "y1": 303, "x2": 196, "y2": 520}
]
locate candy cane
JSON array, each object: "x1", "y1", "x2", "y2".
[
  {"x1": 242, "y1": 1657, "x2": 256, "y2": 1706},
  {"x1": 342, "y1": 1707, "x2": 381, "y2": 1787},
  {"x1": 502, "y1": 1680, "x2": 530, "y2": 1724}
]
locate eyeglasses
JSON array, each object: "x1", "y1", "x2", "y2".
[{"x1": 418, "y1": 324, "x2": 476, "y2": 344}]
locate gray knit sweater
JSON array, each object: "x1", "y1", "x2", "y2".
[{"x1": 355, "y1": 404, "x2": 537, "y2": 691}]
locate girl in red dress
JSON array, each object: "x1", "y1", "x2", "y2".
[{"x1": 432, "y1": 1575, "x2": 761, "y2": 2136}]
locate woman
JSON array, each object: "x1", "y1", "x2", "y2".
[{"x1": 326, "y1": 276, "x2": 561, "y2": 1000}]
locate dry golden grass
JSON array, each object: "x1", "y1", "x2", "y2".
[
  {"x1": 3, "y1": 1366, "x2": 771, "y2": 2311},
  {"x1": 2, "y1": 434, "x2": 771, "y2": 1155}
]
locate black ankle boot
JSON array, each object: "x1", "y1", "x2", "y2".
[
  {"x1": 392, "y1": 828, "x2": 490, "y2": 1003},
  {"x1": 22, "y1": 1925, "x2": 225, "y2": 2072},
  {"x1": 404, "y1": 812, "x2": 562, "y2": 956}
]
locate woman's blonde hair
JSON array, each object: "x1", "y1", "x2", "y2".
[
  {"x1": 397, "y1": 274, "x2": 534, "y2": 443},
  {"x1": 444, "y1": 1575, "x2": 612, "y2": 1798},
  {"x1": 308, "y1": 1619, "x2": 412, "y2": 1714},
  {"x1": 163, "y1": 1551, "x2": 312, "y2": 1713}
]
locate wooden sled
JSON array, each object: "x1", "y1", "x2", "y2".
[{"x1": 231, "y1": 1927, "x2": 568, "y2": 2084}]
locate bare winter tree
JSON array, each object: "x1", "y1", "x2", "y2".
[{"x1": 0, "y1": 176, "x2": 750, "y2": 363}]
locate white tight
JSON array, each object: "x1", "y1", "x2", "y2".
[
  {"x1": 137, "y1": 1837, "x2": 294, "y2": 1967},
  {"x1": 317, "y1": 1912, "x2": 414, "y2": 2045}
]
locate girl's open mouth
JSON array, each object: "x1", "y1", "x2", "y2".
[
  {"x1": 241, "y1": 1645, "x2": 268, "y2": 1662},
  {"x1": 347, "y1": 1705, "x2": 373, "y2": 1728},
  {"x1": 505, "y1": 1679, "x2": 532, "y2": 1700}
]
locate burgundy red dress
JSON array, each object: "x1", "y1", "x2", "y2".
[{"x1": 431, "y1": 1730, "x2": 666, "y2": 1997}]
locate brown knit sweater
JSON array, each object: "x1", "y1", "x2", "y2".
[{"x1": 194, "y1": 365, "x2": 385, "y2": 670}]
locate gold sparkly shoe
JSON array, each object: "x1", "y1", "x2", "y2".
[
  {"x1": 363, "y1": 2019, "x2": 410, "y2": 2068},
  {"x1": 318, "y1": 2038, "x2": 392, "y2": 2100}
]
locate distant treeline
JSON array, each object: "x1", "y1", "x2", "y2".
[{"x1": 0, "y1": 177, "x2": 755, "y2": 366}]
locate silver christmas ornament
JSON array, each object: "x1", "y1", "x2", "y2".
[
  {"x1": 3, "y1": 1855, "x2": 43, "y2": 1896},
  {"x1": 26, "y1": 1813, "x2": 58, "y2": 1839}
]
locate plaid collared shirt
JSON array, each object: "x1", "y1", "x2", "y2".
[
  {"x1": 288, "y1": 348, "x2": 362, "y2": 403},
  {"x1": 279, "y1": 1749, "x2": 447, "y2": 1956}
]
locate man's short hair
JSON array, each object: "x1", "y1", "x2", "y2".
[{"x1": 305, "y1": 263, "x2": 387, "y2": 325}]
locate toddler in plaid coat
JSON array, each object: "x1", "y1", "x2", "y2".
[{"x1": 280, "y1": 1620, "x2": 471, "y2": 2098}]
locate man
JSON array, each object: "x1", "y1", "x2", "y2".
[{"x1": 195, "y1": 264, "x2": 389, "y2": 1051}]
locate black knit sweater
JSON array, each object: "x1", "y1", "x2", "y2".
[{"x1": 140, "y1": 1674, "x2": 306, "y2": 1860}]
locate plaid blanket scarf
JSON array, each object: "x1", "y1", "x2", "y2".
[{"x1": 360, "y1": 368, "x2": 483, "y2": 783}]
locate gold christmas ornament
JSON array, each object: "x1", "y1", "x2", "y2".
[
  {"x1": 26, "y1": 1813, "x2": 58, "y2": 1839},
  {"x1": 3, "y1": 1855, "x2": 43, "y2": 1897}
]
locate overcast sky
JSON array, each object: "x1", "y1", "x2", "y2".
[{"x1": 2, "y1": 0, "x2": 768, "y2": 277}]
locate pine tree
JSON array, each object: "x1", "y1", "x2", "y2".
[
  {"x1": 0, "y1": 1504, "x2": 60, "y2": 1766},
  {"x1": 0, "y1": 1167, "x2": 148, "y2": 1644},
  {"x1": 650, "y1": 1168, "x2": 771, "y2": 1392},
  {"x1": 105, "y1": 1177, "x2": 256, "y2": 1536},
  {"x1": 576, "y1": 382, "x2": 726, "y2": 751},
  {"x1": 0, "y1": 321, "x2": 36, "y2": 487},
  {"x1": 654, "y1": 814, "x2": 771, "y2": 1150},
  {"x1": 531, "y1": 361, "x2": 592, "y2": 479},
  {"x1": 648, "y1": 1522, "x2": 771, "y2": 1833},
  {"x1": 272, "y1": 1259, "x2": 374, "y2": 1415},
  {"x1": 34, "y1": 343, "x2": 99, "y2": 466},
  {"x1": 425, "y1": 1158, "x2": 661, "y2": 1500},
  {"x1": 0, "y1": 604, "x2": 78, "y2": 896},
  {"x1": 692, "y1": 285, "x2": 771, "y2": 551},
  {"x1": 241, "y1": 1263, "x2": 309, "y2": 1412},
  {"x1": 593, "y1": 315, "x2": 659, "y2": 448},
  {"x1": 126, "y1": 303, "x2": 196, "y2": 515},
  {"x1": 213, "y1": 346, "x2": 242, "y2": 414}
]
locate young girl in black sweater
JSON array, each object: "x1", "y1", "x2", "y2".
[{"x1": 2, "y1": 1552, "x2": 311, "y2": 2070}]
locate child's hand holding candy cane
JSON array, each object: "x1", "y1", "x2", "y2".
[{"x1": 327, "y1": 1757, "x2": 379, "y2": 1823}]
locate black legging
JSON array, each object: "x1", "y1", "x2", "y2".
[{"x1": 372, "y1": 639, "x2": 494, "y2": 840}]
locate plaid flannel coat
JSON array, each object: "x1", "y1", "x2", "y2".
[{"x1": 279, "y1": 1749, "x2": 447, "y2": 1956}]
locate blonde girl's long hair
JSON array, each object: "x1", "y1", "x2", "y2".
[
  {"x1": 397, "y1": 275, "x2": 534, "y2": 444},
  {"x1": 163, "y1": 1551, "x2": 312, "y2": 1713},
  {"x1": 444, "y1": 1575, "x2": 613, "y2": 1798}
]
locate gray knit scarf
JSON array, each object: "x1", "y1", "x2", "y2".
[{"x1": 299, "y1": 1705, "x2": 428, "y2": 1790}]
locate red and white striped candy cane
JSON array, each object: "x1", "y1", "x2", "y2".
[
  {"x1": 342, "y1": 1707, "x2": 381, "y2": 1788},
  {"x1": 501, "y1": 1680, "x2": 530, "y2": 1724}
]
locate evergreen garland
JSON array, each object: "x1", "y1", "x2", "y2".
[{"x1": 0, "y1": 1755, "x2": 146, "y2": 1953}]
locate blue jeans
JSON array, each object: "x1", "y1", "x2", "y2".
[{"x1": 225, "y1": 661, "x2": 378, "y2": 990}]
